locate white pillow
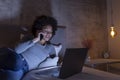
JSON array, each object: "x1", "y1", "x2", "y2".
[
  {"x1": 38, "y1": 57, "x2": 59, "y2": 68},
  {"x1": 53, "y1": 44, "x2": 62, "y2": 56},
  {"x1": 38, "y1": 44, "x2": 62, "y2": 68}
]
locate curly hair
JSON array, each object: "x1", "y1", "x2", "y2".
[{"x1": 31, "y1": 15, "x2": 58, "y2": 37}]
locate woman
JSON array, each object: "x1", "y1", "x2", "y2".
[{"x1": 0, "y1": 15, "x2": 61, "y2": 80}]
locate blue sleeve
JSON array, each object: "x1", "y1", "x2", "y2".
[{"x1": 15, "y1": 40, "x2": 35, "y2": 54}]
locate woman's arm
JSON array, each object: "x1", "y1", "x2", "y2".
[
  {"x1": 15, "y1": 33, "x2": 41, "y2": 54},
  {"x1": 15, "y1": 40, "x2": 35, "y2": 54}
]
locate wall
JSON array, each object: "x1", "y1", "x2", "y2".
[
  {"x1": 51, "y1": 0, "x2": 108, "y2": 58},
  {"x1": 20, "y1": 0, "x2": 52, "y2": 26},
  {"x1": 107, "y1": 0, "x2": 120, "y2": 59},
  {"x1": 0, "y1": 0, "x2": 108, "y2": 59},
  {"x1": 0, "y1": 0, "x2": 52, "y2": 48}
]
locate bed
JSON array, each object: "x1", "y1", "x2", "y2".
[
  {"x1": 22, "y1": 26, "x2": 120, "y2": 80},
  {"x1": 22, "y1": 66, "x2": 120, "y2": 80}
]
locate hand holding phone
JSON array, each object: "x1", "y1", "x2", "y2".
[
  {"x1": 32, "y1": 32, "x2": 43, "y2": 43},
  {"x1": 40, "y1": 34, "x2": 43, "y2": 40}
]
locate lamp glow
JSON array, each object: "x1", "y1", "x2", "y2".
[{"x1": 110, "y1": 27, "x2": 116, "y2": 38}]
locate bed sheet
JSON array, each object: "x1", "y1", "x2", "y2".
[{"x1": 22, "y1": 66, "x2": 120, "y2": 80}]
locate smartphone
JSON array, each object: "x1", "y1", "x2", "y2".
[{"x1": 40, "y1": 34, "x2": 43, "y2": 40}]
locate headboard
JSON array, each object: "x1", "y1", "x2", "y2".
[{"x1": 50, "y1": 26, "x2": 66, "y2": 56}]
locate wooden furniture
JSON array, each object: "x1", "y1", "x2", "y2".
[{"x1": 85, "y1": 58, "x2": 120, "y2": 71}]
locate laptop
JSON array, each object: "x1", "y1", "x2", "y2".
[
  {"x1": 59, "y1": 48, "x2": 88, "y2": 79},
  {"x1": 35, "y1": 48, "x2": 88, "y2": 79}
]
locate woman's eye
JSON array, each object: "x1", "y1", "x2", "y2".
[{"x1": 42, "y1": 30, "x2": 52, "y2": 34}]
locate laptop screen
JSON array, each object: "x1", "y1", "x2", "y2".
[{"x1": 59, "y1": 48, "x2": 88, "y2": 79}]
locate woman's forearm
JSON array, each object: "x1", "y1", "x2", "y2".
[{"x1": 15, "y1": 40, "x2": 35, "y2": 54}]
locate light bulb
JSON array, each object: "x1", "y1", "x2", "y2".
[{"x1": 110, "y1": 27, "x2": 116, "y2": 38}]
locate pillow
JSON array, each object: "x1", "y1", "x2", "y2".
[
  {"x1": 53, "y1": 44, "x2": 62, "y2": 56},
  {"x1": 38, "y1": 44, "x2": 62, "y2": 68},
  {"x1": 38, "y1": 57, "x2": 59, "y2": 68}
]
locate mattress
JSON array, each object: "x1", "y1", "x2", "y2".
[{"x1": 22, "y1": 66, "x2": 120, "y2": 80}]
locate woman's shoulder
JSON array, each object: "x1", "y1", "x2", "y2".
[{"x1": 46, "y1": 43, "x2": 54, "y2": 48}]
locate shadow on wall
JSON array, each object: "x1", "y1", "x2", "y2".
[
  {"x1": 0, "y1": 0, "x2": 53, "y2": 48},
  {"x1": 0, "y1": 25, "x2": 23, "y2": 48}
]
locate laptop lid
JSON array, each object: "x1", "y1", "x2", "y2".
[{"x1": 59, "y1": 48, "x2": 88, "y2": 79}]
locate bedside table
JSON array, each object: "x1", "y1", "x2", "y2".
[{"x1": 85, "y1": 58, "x2": 120, "y2": 71}]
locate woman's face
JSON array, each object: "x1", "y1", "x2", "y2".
[{"x1": 41, "y1": 25, "x2": 53, "y2": 41}]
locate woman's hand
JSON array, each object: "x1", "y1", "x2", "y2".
[{"x1": 32, "y1": 32, "x2": 43, "y2": 43}]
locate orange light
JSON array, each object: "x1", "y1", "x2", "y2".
[{"x1": 110, "y1": 27, "x2": 116, "y2": 38}]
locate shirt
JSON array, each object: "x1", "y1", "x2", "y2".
[{"x1": 15, "y1": 41, "x2": 56, "y2": 70}]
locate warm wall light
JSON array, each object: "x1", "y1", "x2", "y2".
[
  {"x1": 110, "y1": 27, "x2": 116, "y2": 38},
  {"x1": 109, "y1": 0, "x2": 117, "y2": 38}
]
